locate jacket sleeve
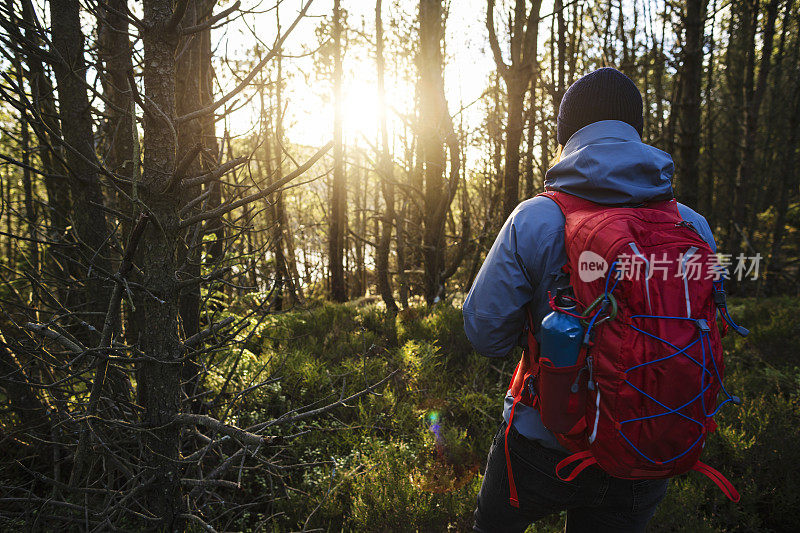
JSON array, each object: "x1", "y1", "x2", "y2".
[{"x1": 462, "y1": 205, "x2": 544, "y2": 358}]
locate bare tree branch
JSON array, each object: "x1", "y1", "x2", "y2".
[
  {"x1": 178, "y1": 141, "x2": 332, "y2": 228},
  {"x1": 176, "y1": 0, "x2": 315, "y2": 124}
]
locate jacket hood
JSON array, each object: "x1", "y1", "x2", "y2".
[{"x1": 544, "y1": 120, "x2": 674, "y2": 205}]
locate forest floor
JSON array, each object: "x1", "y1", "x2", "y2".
[{"x1": 223, "y1": 296, "x2": 800, "y2": 532}]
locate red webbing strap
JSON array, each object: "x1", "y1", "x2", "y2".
[
  {"x1": 692, "y1": 461, "x2": 741, "y2": 502},
  {"x1": 504, "y1": 395, "x2": 523, "y2": 508},
  {"x1": 507, "y1": 356, "x2": 523, "y2": 394},
  {"x1": 555, "y1": 450, "x2": 596, "y2": 482},
  {"x1": 504, "y1": 308, "x2": 542, "y2": 508}
]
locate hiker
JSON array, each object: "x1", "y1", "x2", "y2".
[{"x1": 463, "y1": 67, "x2": 737, "y2": 532}]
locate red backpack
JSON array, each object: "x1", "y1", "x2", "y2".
[{"x1": 504, "y1": 190, "x2": 747, "y2": 508}]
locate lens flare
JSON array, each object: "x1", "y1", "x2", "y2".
[{"x1": 412, "y1": 408, "x2": 480, "y2": 494}]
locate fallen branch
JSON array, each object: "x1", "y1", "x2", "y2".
[
  {"x1": 180, "y1": 478, "x2": 240, "y2": 490},
  {"x1": 175, "y1": 413, "x2": 280, "y2": 446},
  {"x1": 179, "y1": 512, "x2": 218, "y2": 533},
  {"x1": 255, "y1": 369, "x2": 399, "y2": 430}
]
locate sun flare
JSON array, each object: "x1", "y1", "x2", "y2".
[{"x1": 341, "y1": 79, "x2": 381, "y2": 142}]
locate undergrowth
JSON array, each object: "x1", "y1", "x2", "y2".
[{"x1": 218, "y1": 297, "x2": 799, "y2": 532}]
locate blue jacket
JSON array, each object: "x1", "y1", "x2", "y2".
[{"x1": 462, "y1": 120, "x2": 716, "y2": 451}]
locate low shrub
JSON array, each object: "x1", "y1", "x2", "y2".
[{"x1": 220, "y1": 297, "x2": 798, "y2": 531}]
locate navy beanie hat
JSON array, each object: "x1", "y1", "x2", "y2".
[{"x1": 556, "y1": 67, "x2": 643, "y2": 145}]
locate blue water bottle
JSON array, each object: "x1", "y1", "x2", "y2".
[{"x1": 540, "y1": 289, "x2": 584, "y2": 367}]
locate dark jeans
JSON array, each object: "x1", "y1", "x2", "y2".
[{"x1": 474, "y1": 422, "x2": 668, "y2": 533}]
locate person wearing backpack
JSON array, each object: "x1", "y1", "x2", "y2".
[{"x1": 464, "y1": 67, "x2": 745, "y2": 532}]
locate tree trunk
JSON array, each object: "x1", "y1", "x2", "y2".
[
  {"x1": 139, "y1": 0, "x2": 182, "y2": 525},
  {"x1": 419, "y1": 0, "x2": 448, "y2": 305},
  {"x1": 556, "y1": 0, "x2": 566, "y2": 101},
  {"x1": 271, "y1": 5, "x2": 303, "y2": 305},
  {"x1": 175, "y1": 2, "x2": 205, "y2": 407},
  {"x1": 3, "y1": 167, "x2": 11, "y2": 270},
  {"x1": 523, "y1": 85, "x2": 536, "y2": 197},
  {"x1": 717, "y1": 0, "x2": 748, "y2": 235},
  {"x1": 329, "y1": 0, "x2": 347, "y2": 302},
  {"x1": 352, "y1": 153, "x2": 366, "y2": 298},
  {"x1": 375, "y1": 0, "x2": 398, "y2": 314},
  {"x1": 13, "y1": 48, "x2": 38, "y2": 310},
  {"x1": 49, "y1": 0, "x2": 111, "y2": 337},
  {"x1": 765, "y1": 83, "x2": 799, "y2": 290},
  {"x1": 675, "y1": 0, "x2": 707, "y2": 209},
  {"x1": 699, "y1": 0, "x2": 717, "y2": 223},
  {"x1": 728, "y1": 0, "x2": 780, "y2": 280},
  {"x1": 98, "y1": 0, "x2": 138, "y2": 187},
  {"x1": 653, "y1": 16, "x2": 666, "y2": 148},
  {"x1": 263, "y1": 64, "x2": 293, "y2": 310},
  {"x1": 201, "y1": 2, "x2": 224, "y2": 265},
  {"x1": 21, "y1": 0, "x2": 70, "y2": 251},
  {"x1": 503, "y1": 76, "x2": 526, "y2": 215},
  {"x1": 765, "y1": 0, "x2": 799, "y2": 290},
  {"x1": 98, "y1": 0, "x2": 142, "y2": 345},
  {"x1": 0, "y1": 330, "x2": 49, "y2": 436},
  {"x1": 488, "y1": 0, "x2": 543, "y2": 218}
]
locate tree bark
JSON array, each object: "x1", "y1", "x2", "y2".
[
  {"x1": 699, "y1": 0, "x2": 717, "y2": 223},
  {"x1": 0, "y1": 330, "x2": 49, "y2": 436},
  {"x1": 20, "y1": 0, "x2": 70, "y2": 249},
  {"x1": 523, "y1": 85, "x2": 536, "y2": 197},
  {"x1": 765, "y1": 0, "x2": 799, "y2": 290},
  {"x1": 487, "y1": 0, "x2": 543, "y2": 218},
  {"x1": 13, "y1": 47, "x2": 38, "y2": 310},
  {"x1": 264, "y1": 72, "x2": 291, "y2": 310},
  {"x1": 139, "y1": 0, "x2": 182, "y2": 525},
  {"x1": 201, "y1": 2, "x2": 224, "y2": 265},
  {"x1": 728, "y1": 0, "x2": 780, "y2": 277},
  {"x1": 175, "y1": 1, "x2": 205, "y2": 407},
  {"x1": 375, "y1": 0, "x2": 398, "y2": 314},
  {"x1": 98, "y1": 0, "x2": 142, "y2": 346},
  {"x1": 653, "y1": 14, "x2": 666, "y2": 149},
  {"x1": 675, "y1": 0, "x2": 708, "y2": 209},
  {"x1": 419, "y1": 0, "x2": 447, "y2": 304},
  {"x1": 49, "y1": 0, "x2": 112, "y2": 337},
  {"x1": 98, "y1": 0, "x2": 138, "y2": 187},
  {"x1": 272, "y1": 17, "x2": 302, "y2": 307},
  {"x1": 329, "y1": 0, "x2": 347, "y2": 302},
  {"x1": 765, "y1": 80, "x2": 799, "y2": 290}
]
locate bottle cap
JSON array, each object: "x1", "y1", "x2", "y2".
[{"x1": 554, "y1": 286, "x2": 575, "y2": 309}]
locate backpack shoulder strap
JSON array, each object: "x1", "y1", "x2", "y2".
[
  {"x1": 539, "y1": 190, "x2": 680, "y2": 214},
  {"x1": 537, "y1": 190, "x2": 597, "y2": 216}
]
